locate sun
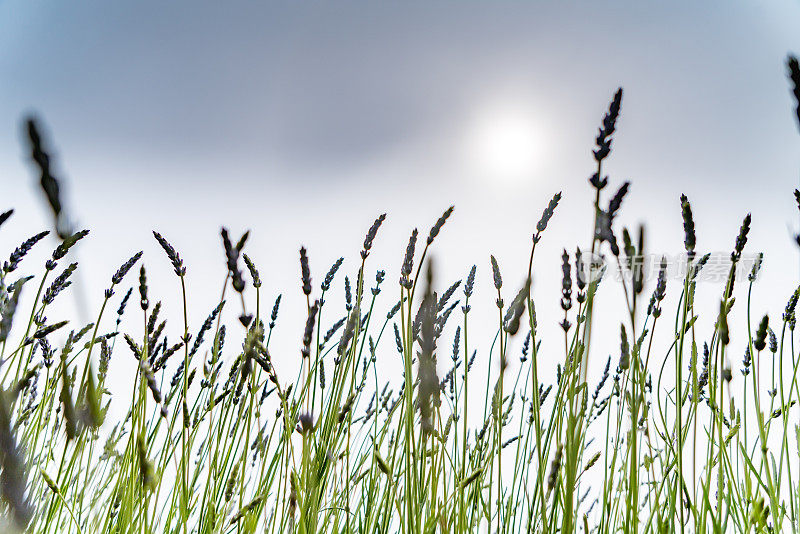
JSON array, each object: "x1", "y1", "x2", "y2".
[{"x1": 468, "y1": 103, "x2": 542, "y2": 185}]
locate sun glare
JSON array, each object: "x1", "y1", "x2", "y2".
[{"x1": 468, "y1": 103, "x2": 542, "y2": 185}]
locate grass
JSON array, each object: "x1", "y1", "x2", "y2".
[{"x1": 0, "y1": 56, "x2": 799, "y2": 534}]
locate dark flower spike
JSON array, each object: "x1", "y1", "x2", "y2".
[
  {"x1": 754, "y1": 314, "x2": 769, "y2": 352},
  {"x1": 111, "y1": 251, "x2": 143, "y2": 286},
  {"x1": 575, "y1": 247, "x2": 586, "y2": 293},
  {"x1": 593, "y1": 88, "x2": 623, "y2": 162},
  {"x1": 299, "y1": 247, "x2": 312, "y2": 296},
  {"x1": 235, "y1": 231, "x2": 249, "y2": 252},
  {"x1": 607, "y1": 182, "x2": 630, "y2": 217},
  {"x1": 301, "y1": 300, "x2": 320, "y2": 359},
  {"x1": 618, "y1": 324, "x2": 630, "y2": 370},
  {"x1": 4, "y1": 231, "x2": 49, "y2": 273},
  {"x1": 461, "y1": 267, "x2": 476, "y2": 303},
  {"x1": 344, "y1": 276, "x2": 352, "y2": 310},
  {"x1": 26, "y1": 117, "x2": 72, "y2": 239},
  {"x1": 718, "y1": 300, "x2": 730, "y2": 346},
  {"x1": 731, "y1": 213, "x2": 751, "y2": 263},
  {"x1": 0, "y1": 209, "x2": 12, "y2": 229},
  {"x1": 43, "y1": 262, "x2": 78, "y2": 305},
  {"x1": 269, "y1": 294, "x2": 281, "y2": 329},
  {"x1": 437, "y1": 280, "x2": 462, "y2": 313},
  {"x1": 400, "y1": 229, "x2": 418, "y2": 289},
  {"x1": 589, "y1": 173, "x2": 608, "y2": 191},
  {"x1": 427, "y1": 206, "x2": 454, "y2": 245},
  {"x1": 680, "y1": 194, "x2": 696, "y2": 260},
  {"x1": 32, "y1": 320, "x2": 68, "y2": 340},
  {"x1": 52, "y1": 229, "x2": 90, "y2": 262},
  {"x1": 190, "y1": 302, "x2": 224, "y2": 358},
  {"x1": 503, "y1": 281, "x2": 529, "y2": 335},
  {"x1": 560, "y1": 250, "x2": 572, "y2": 312},
  {"x1": 534, "y1": 192, "x2": 562, "y2": 243},
  {"x1": 221, "y1": 228, "x2": 245, "y2": 293},
  {"x1": 768, "y1": 328, "x2": 778, "y2": 354},
  {"x1": 490, "y1": 255, "x2": 502, "y2": 291},
  {"x1": 242, "y1": 254, "x2": 261, "y2": 288},
  {"x1": 362, "y1": 213, "x2": 387, "y2": 259},
  {"x1": 788, "y1": 55, "x2": 800, "y2": 131},
  {"x1": 139, "y1": 266, "x2": 149, "y2": 311},
  {"x1": 152, "y1": 231, "x2": 186, "y2": 276},
  {"x1": 322, "y1": 258, "x2": 344, "y2": 292}
]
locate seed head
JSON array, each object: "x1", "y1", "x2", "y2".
[
  {"x1": 301, "y1": 300, "x2": 320, "y2": 359},
  {"x1": 534, "y1": 192, "x2": 561, "y2": 242},
  {"x1": 547, "y1": 444, "x2": 564, "y2": 491},
  {"x1": 742, "y1": 347, "x2": 751, "y2": 376},
  {"x1": 427, "y1": 206, "x2": 454, "y2": 245},
  {"x1": 619, "y1": 324, "x2": 630, "y2": 370},
  {"x1": 26, "y1": 117, "x2": 72, "y2": 239},
  {"x1": 748, "y1": 252, "x2": 763, "y2": 282},
  {"x1": 788, "y1": 55, "x2": 800, "y2": 131},
  {"x1": 111, "y1": 251, "x2": 143, "y2": 287},
  {"x1": 608, "y1": 182, "x2": 630, "y2": 217},
  {"x1": 43, "y1": 262, "x2": 77, "y2": 305},
  {"x1": 152, "y1": 231, "x2": 185, "y2": 276},
  {"x1": 400, "y1": 229, "x2": 418, "y2": 289},
  {"x1": 322, "y1": 257, "x2": 344, "y2": 292},
  {"x1": 593, "y1": 88, "x2": 623, "y2": 162},
  {"x1": 680, "y1": 194, "x2": 696, "y2": 259},
  {"x1": 362, "y1": 213, "x2": 387, "y2": 259},
  {"x1": 221, "y1": 228, "x2": 246, "y2": 293},
  {"x1": 560, "y1": 250, "x2": 572, "y2": 312},
  {"x1": 718, "y1": 300, "x2": 730, "y2": 346},
  {"x1": 52, "y1": 229, "x2": 89, "y2": 262},
  {"x1": 4, "y1": 231, "x2": 49, "y2": 273},
  {"x1": 269, "y1": 294, "x2": 281, "y2": 329},
  {"x1": 731, "y1": 214, "x2": 751, "y2": 263},
  {"x1": 344, "y1": 276, "x2": 352, "y2": 310},
  {"x1": 589, "y1": 172, "x2": 608, "y2": 190},
  {"x1": 242, "y1": 253, "x2": 261, "y2": 288},
  {"x1": 0, "y1": 210, "x2": 12, "y2": 230},
  {"x1": 299, "y1": 247, "x2": 312, "y2": 296},
  {"x1": 490, "y1": 255, "x2": 502, "y2": 291},
  {"x1": 139, "y1": 265, "x2": 148, "y2": 311},
  {"x1": 464, "y1": 265, "x2": 476, "y2": 299},
  {"x1": 754, "y1": 314, "x2": 769, "y2": 351}
]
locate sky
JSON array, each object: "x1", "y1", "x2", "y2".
[{"x1": 1, "y1": 1, "x2": 800, "y2": 411}]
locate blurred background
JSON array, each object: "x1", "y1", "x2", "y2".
[{"x1": 1, "y1": 0, "x2": 800, "y2": 406}]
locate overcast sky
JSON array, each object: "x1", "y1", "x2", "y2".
[{"x1": 1, "y1": 1, "x2": 800, "y2": 401}]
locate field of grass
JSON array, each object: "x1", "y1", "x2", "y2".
[{"x1": 0, "y1": 57, "x2": 800, "y2": 534}]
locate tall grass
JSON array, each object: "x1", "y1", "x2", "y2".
[{"x1": 0, "y1": 56, "x2": 799, "y2": 534}]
